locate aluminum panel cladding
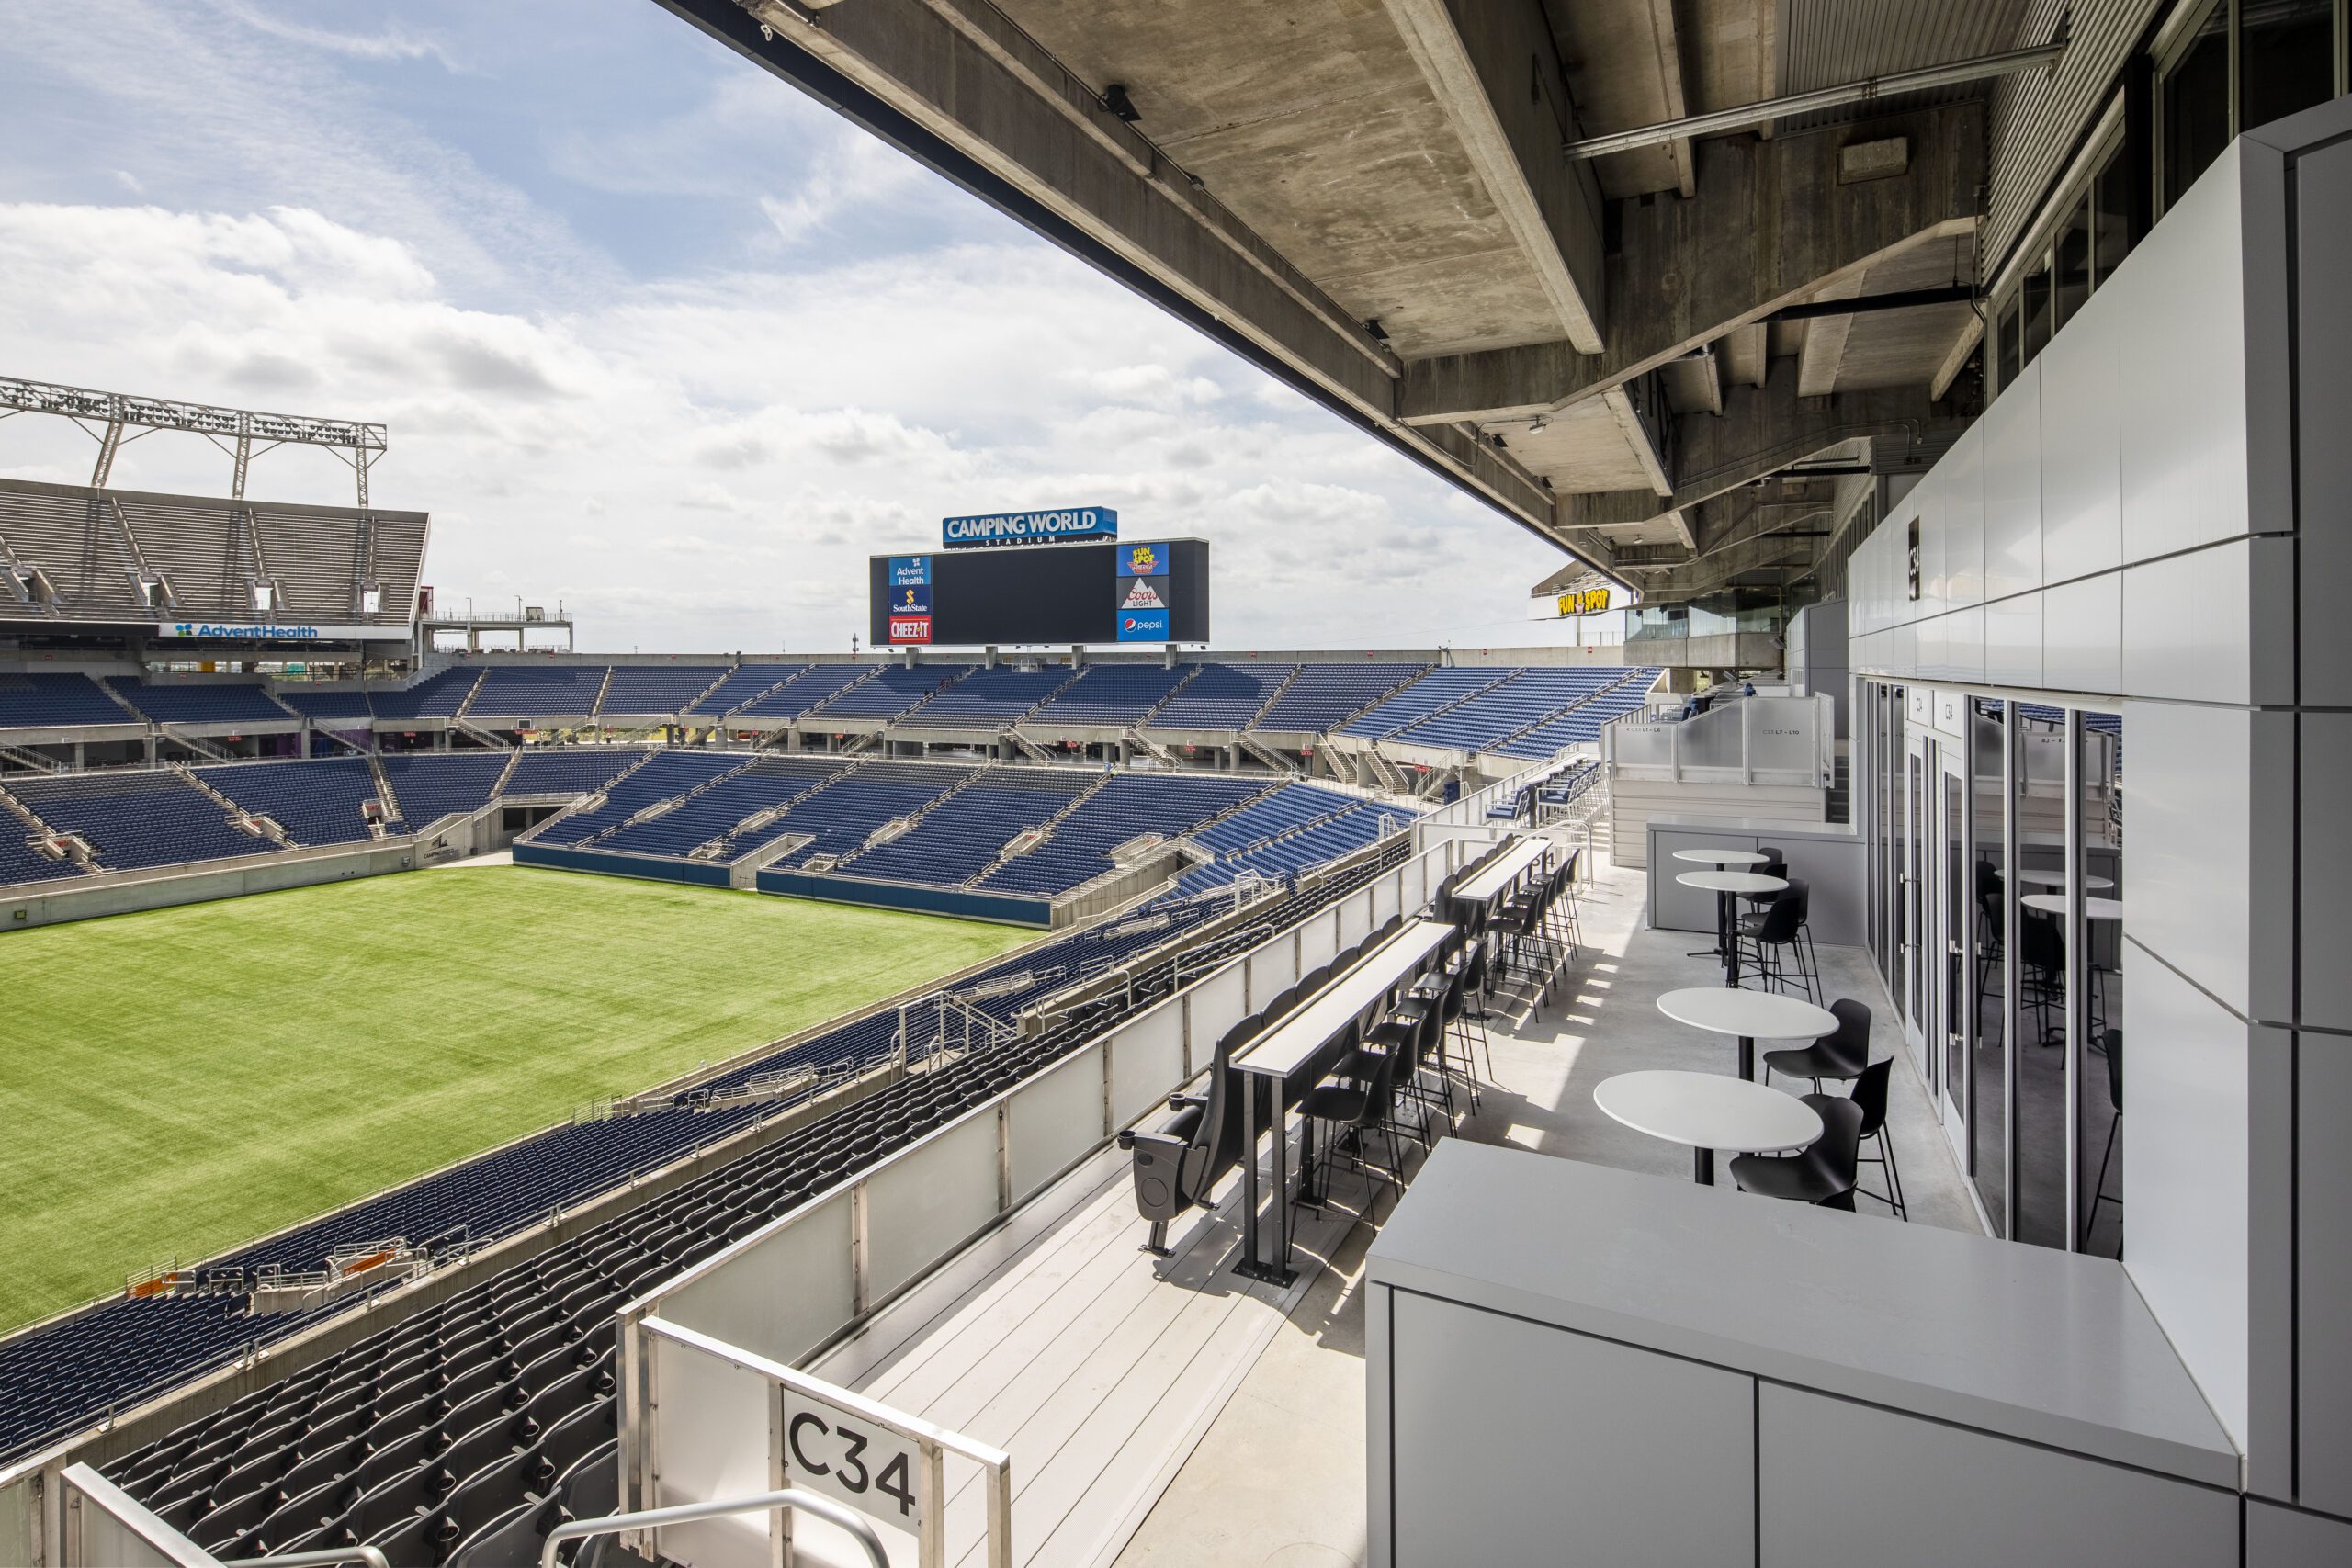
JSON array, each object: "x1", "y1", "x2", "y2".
[{"x1": 868, "y1": 539, "x2": 1209, "y2": 646}]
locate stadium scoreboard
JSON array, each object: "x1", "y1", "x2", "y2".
[{"x1": 869, "y1": 538, "x2": 1210, "y2": 646}]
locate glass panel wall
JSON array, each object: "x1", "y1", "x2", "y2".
[
  {"x1": 2020, "y1": 255, "x2": 2054, "y2": 367},
  {"x1": 2240, "y1": 0, "x2": 2338, "y2": 132},
  {"x1": 2091, "y1": 142, "x2": 2137, "y2": 286},
  {"x1": 2013, "y1": 704, "x2": 2071, "y2": 1248},
  {"x1": 2053, "y1": 193, "x2": 2092, "y2": 329},
  {"x1": 1970, "y1": 698, "x2": 2009, "y2": 1235},
  {"x1": 2078, "y1": 710, "x2": 2126, "y2": 1256},
  {"x1": 2164, "y1": 3, "x2": 2233, "y2": 208}
]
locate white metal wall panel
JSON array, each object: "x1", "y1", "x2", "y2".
[
  {"x1": 1916, "y1": 465, "x2": 1950, "y2": 623},
  {"x1": 1982, "y1": 592, "x2": 2043, "y2": 687},
  {"x1": 1915, "y1": 609, "x2": 1949, "y2": 682},
  {"x1": 2038, "y1": 281, "x2": 2124, "y2": 585},
  {"x1": 1106, "y1": 1003, "x2": 1187, "y2": 1135},
  {"x1": 2296, "y1": 134, "x2": 2352, "y2": 705},
  {"x1": 1942, "y1": 420, "x2": 1987, "y2": 609},
  {"x1": 2038, "y1": 573, "x2": 2121, "y2": 694},
  {"x1": 2122, "y1": 543, "x2": 2249, "y2": 705},
  {"x1": 667, "y1": 1191, "x2": 855, "y2": 1368},
  {"x1": 2122, "y1": 949, "x2": 2254, "y2": 1450},
  {"x1": 1013, "y1": 1049, "x2": 1110, "y2": 1201},
  {"x1": 2298, "y1": 1021, "x2": 2352, "y2": 1515},
  {"x1": 1942, "y1": 606, "x2": 1985, "y2": 685},
  {"x1": 2123, "y1": 699, "x2": 2250, "y2": 1013},
  {"x1": 2116, "y1": 152, "x2": 2256, "y2": 564},
  {"x1": 865, "y1": 1111, "x2": 999, "y2": 1304},
  {"x1": 2302, "y1": 714, "x2": 2352, "y2": 1033},
  {"x1": 1982, "y1": 362, "x2": 2044, "y2": 600}
]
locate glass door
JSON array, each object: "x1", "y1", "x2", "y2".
[
  {"x1": 1901, "y1": 731, "x2": 1928, "y2": 1075},
  {"x1": 1939, "y1": 742, "x2": 1971, "y2": 1145}
]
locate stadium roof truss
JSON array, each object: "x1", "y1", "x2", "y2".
[{"x1": 0, "y1": 375, "x2": 389, "y2": 506}]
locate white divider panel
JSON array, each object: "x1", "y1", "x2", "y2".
[
  {"x1": 1193, "y1": 964, "x2": 1247, "y2": 1056},
  {"x1": 1337, "y1": 887, "x2": 1371, "y2": 947},
  {"x1": 1401, "y1": 855, "x2": 1429, "y2": 910},
  {"x1": 1246, "y1": 943, "x2": 1298, "y2": 1010},
  {"x1": 1011, "y1": 1047, "x2": 1111, "y2": 1201},
  {"x1": 865, "y1": 1111, "x2": 1000, "y2": 1303},
  {"x1": 1372, "y1": 876, "x2": 1401, "y2": 928},
  {"x1": 667, "y1": 1190, "x2": 855, "y2": 1367},
  {"x1": 1108, "y1": 1000, "x2": 1187, "y2": 1133},
  {"x1": 1299, "y1": 908, "x2": 1340, "y2": 971},
  {"x1": 650, "y1": 1333, "x2": 770, "y2": 1568}
]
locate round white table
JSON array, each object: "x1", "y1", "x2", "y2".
[
  {"x1": 1672, "y1": 848, "x2": 1770, "y2": 866},
  {"x1": 2016, "y1": 868, "x2": 2115, "y2": 892},
  {"x1": 1657, "y1": 986, "x2": 1838, "y2": 1081},
  {"x1": 1594, "y1": 1069, "x2": 1824, "y2": 1185},
  {"x1": 1673, "y1": 871, "x2": 1788, "y2": 985},
  {"x1": 2021, "y1": 894, "x2": 2124, "y2": 920}
]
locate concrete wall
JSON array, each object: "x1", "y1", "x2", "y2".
[
  {"x1": 0, "y1": 841, "x2": 417, "y2": 931},
  {"x1": 1842, "y1": 99, "x2": 2351, "y2": 1516}
]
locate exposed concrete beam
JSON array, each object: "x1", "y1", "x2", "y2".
[
  {"x1": 695, "y1": 0, "x2": 1611, "y2": 576},
  {"x1": 1396, "y1": 102, "x2": 1984, "y2": 423},
  {"x1": 1383, "y1": 0, "x2": 1607, "y2": 351},
  {"x1": 1721, "y1": 321, "x2": 1769, "y2": 388},
  {"x1": 1562, "y1": 357, "x2": 1973, "y2": 534},
  {"x1": 1640, "y1": 0, "x2": 1698, "y2": 198},
  {"x1": 1794, "y1": 275, "x2": 1864, "y2": 396},
  {"x1": 1618, "y1": 507, "x2": 1830, "y2": 596},
  {"x1": 1930, "y1": 311, "x2": 1984, "y2": 400},
  {"x1": 1602, "y1": 384, "x2": 1673, "y2": 496}
]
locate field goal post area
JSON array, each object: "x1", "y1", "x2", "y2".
[{"x1": 632, "y1": 1314, "x2": 1011, "y2": 1568}]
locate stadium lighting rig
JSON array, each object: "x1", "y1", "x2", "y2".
[{"x1": 0, "y1": 374, "x2": 389, "y2": 506}]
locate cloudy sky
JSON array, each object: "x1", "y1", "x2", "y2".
[{"x1": 0, "y1": 0, "x2": 1587, "y2": 654}]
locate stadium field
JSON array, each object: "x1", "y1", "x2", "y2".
[{"x1": 0, "y1": 864, "x2": 1032, "y2": 1331}]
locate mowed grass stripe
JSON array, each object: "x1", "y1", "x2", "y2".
[{"x1": 0, "y1": 865, "x2": 1029, "y2": 1331}]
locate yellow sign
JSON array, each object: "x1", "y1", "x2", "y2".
[{"x1": 1556, "y1": 588, "x2": 1611, "y2": 617}]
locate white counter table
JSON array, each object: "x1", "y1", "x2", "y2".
[{"x1": 1365, "y1": 1142, "x2": 2243, "y2": 1567}]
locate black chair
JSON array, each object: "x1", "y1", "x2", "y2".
[
  {"x1": 1738, "y1": 880, "x2": 1819, "y2": 1001},
  {"x1": 1760, "y1": 998, "x2": 1870, "y2": 1089},
  {"x1": 1849, "y1": 1058, "x2": 1906, "y2": 1220},
  {"x1": 1118, "y1": 1017, "x2": 1252, "y2": 1256},
  {"x1": 2020, "y1": 909, "x2": 2065, "y2": 1044},
  {"x1": 1727, "y1": 1094, "x2": 1863, "y2": 1209},
  {"x1": 1301, "y1": 1029, "x2": 1406, "y2": 1205},
  {"x1": 2083, "y1": 1028, "x2": 2124, "y2": 1254}
]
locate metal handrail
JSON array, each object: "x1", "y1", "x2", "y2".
[
  {"x1": 223, "y1": 1548, "x2": 390, "y2": 1568},
  {"x1": 540, "y1": 1488, "x2": 887, "y2": 1568}
]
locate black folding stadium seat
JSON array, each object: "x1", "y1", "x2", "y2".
[
  {"x1": 190, "y1": 1483, "x2": 283, "y2": 1556},
  {"x1": 330, "y1": 1464, "x2": 441, "y2": 1549},
  {"x1": 447, "y1": 1495, "x2": 561, "y2": 1568}
]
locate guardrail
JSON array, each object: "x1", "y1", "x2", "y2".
[
  {"x1": 613, "y1": 834, "x2": 1467, "y2": 1541},
  {"x1": 1600, "y1": 692, "x2": 1835, "y2": 788}
]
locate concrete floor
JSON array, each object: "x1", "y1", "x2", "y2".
[{"x1": 1113, "y1": 850, "x2": 1983, "y2": 1568}]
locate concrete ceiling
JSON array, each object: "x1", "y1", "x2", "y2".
[{"x1": 674, "y1": 0, "x2": 2018, "y2": 603}]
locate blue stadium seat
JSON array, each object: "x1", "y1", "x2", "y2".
[
  {"x1": 377, "y1": 753, "x2": 509, "y2": 828},
  {"x1": 1025, "y1": 663, "x2": 1194, "y2": 726},
  {"x1": 198, "y1": 758, "x2": 384, "y2": 847},
  {"x1": 1250, "y1": 663, "x2": 1429, "y2": 733},
  {"x1": 1147, "y1": 664, "x2": 1292, "y2": 729},
  {"x1": 465, "y1": 667, "x2": 609, "y2": 718},
  {"x1": 110, "y1": 681, "x2": 288, "y2": 726},
  {"x1": 0, "y1": 672, "x2": 133, "y2": 729},
  {"x1": 596, "y1": 666, "x2": 728, "y2": 716},
  {"x1": 8, "y1": 770, "x2": 277, "y2": 871}
]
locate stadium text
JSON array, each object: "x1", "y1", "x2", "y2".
[{"x1": 941, "y1": 506, "x2": 1117, "y2": 548}]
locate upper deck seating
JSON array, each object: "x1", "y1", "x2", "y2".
[
  {"x1": 895, "y1": 666, "x2": 1071, "y2": 728},
  {"x1": 198, "y1": 758, "x2": 383, "y2": 847},
  {"x1": 975, "y1": 773, "x2": 1267, "y2": 896},
  {"x1": 686, "y1": 665, "x2": 808, "y2": 716},
  {"x1": 840, "y1": 769, "x2": 1093, "y2": 885},
  {"x1": 465, "y1": 666, "x2": 609, "y2": 718},
  {"x1": 1387, "y1": 668, "x2": 1622, "y2": 753},
  {"x1": 596, "y1": 666, "x2": 727, "y2": 716},
  {"x1": 758, "y1": 762, "x2": 977, "y2": 868},
  {"x1": 109, "y1": 681, "x2": 288, "y2": 727},
  {"x1": 0, "y1": 672, "x2": 131, "y2": 729},
  {"x1": 1024, "y1": 663, "x2": 1193, "y2": 727},
  {"x1": 500, "y1": 748, "x2": 646, "y2": 797},
  {"x1": 1336, "y1": 667, "x2": 1511, "y2": 739},
  {"x1": 808, "y1": 664, "x2": 973, "y2": 721},
  {"x1": 523, "y1": 750, "x2": 746, "y2": 847},
  {"x1": 378, "y1": 753, "x2": 508, "y2": 827},
  {"x1": 1490, "y1": 671, "x2": 1658, "y2": 757},
  {"x1": 1250, "y1": 663, "x2": 1430, "y2": 732},
  {"x1": 1147, "y1": 663, "x2": 1292, "y2": 729},
  {"x1": 369, "y1": 670, "x2": 480, "y2": 721},
  {"x1": 275, "y1": 687, "x2": 374, "y2": 722},
  {"x1": 7, "y1": 771, "x2": 269, "y2": 872},
  {"x1": 735, "y1": 664, "x2": 875, "y2": 719},
  {"x1": 593, "y1": 757, "x2": 846, "y2": 859}
]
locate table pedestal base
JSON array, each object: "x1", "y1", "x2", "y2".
[{"x1": 1694, "y1": 1146, "x2": 1716, "y2": 1186}]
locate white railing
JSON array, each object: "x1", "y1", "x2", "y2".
[{"x1": 614, "y1": 835, "x2": 1466, "y2": 1544}]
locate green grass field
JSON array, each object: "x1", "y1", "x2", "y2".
[{"x1": 0, "y1": 865, "x2": 1031, "y2": 1331}]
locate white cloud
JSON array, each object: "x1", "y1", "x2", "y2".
[{"x1": 218, "y1": 2, "x2": 465, "y2": 72}]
